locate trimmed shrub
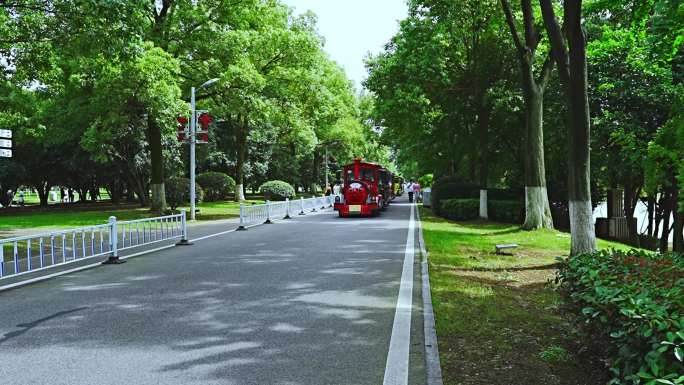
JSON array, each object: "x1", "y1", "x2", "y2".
[
  {"x1": 439, "y1": 199, "x2": 479, "y2": 221},
  {"x1": 489, "y1": 200, "x2": 524, "y2": 223},
  {"x1": 489, "y1": 187, "x2": 524, "y2": 201},
  {"x1": 196, "y1": 172, "x2": 235, "y2": 202},
  {"x1": 557, "y1": 249, "x2": 684, "y2": 383},
  {"x1": 259, "y1": 180, "x2": 295, "y2": 201},
  {"x1": 432, "y1": 176, "x2": 478, "y2": 216},
  {"x1": 165, "y1": 177, "x2": 204, "y2": 210}
]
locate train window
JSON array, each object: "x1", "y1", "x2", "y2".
[
  {"x1": 360, "y1": 168, "x2": 375, "y2": 182},
  {"x1": 345, "y1": 169, "x2": 353, "y2": 183}
]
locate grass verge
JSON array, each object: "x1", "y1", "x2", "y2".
[
  {"x1": 420, "y1": 207, "x2": 632, "y2": 385},
  {"x1": 0, "y1": 200, "x2": 270, "y2": 234}
]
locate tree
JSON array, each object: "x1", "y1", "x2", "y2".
[
  {"x1": 539, "y1": 0, "x2": 597, "y2": 254},
  {"x1": 500, "y1": 0, "x2": 554, "y2": 229}
]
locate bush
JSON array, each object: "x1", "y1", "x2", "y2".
[
  {"x1": 489, "y1": 200, "x2": 524, "y2": 223},
  {"x1": 196, "y1": 172, "x2": 235, "y2": 201},
  {"x1": 418, "y1": 173, "x2": 434, "y2": 188},
  {"x1": 439, "y1": 199, "x2": 479, "y2": 220},
  {"x1": 259, "y1": 180, "x2": 295, "y2": 201},
  {"x1": 489, "y1": 187, "x2": 524, "y2": 201},
  {"x1": 432, "y1": 176, "x2": 479, "y2": 216},
  {"x1": 557, "y1": 249, "x2": 684, "y2": 384},
  {"x1": 165, "y1": 177, "x2": 204, "y2": 210}
]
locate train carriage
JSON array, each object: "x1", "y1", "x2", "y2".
[{"x1": 334, "y1": 158, "x2": 393, "y2": 217}]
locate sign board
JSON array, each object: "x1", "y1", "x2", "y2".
[
  {"x1": 0, "y1": 129, "x2": 11, "y2": 139},
  {"x1": 0, "y1": 139, "x2": 11, "y2": 148},
  {"x1": 0, "y1": 149, "x2": 11, "y2": 158}
]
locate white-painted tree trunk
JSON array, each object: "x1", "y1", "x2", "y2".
[
  {"x1": 236, "y1": 184, "x2": 245, "y2": 202},
  {"x1": 569, "y1": 200, "x2": 597, "y2": 255},
  {"x1": 479, "y1": 189, "x2": 488, "y2": 219},
  {"x1": 523, "y1": 186, "x2": 553, "y2": 229}
]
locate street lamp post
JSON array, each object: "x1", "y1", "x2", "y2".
[
  {"x1": 190, "y1": 78, "x2": 219, "y2": 221},
  {"x1": 324, "y1": 146, "x2": 329, "y2": 189}
]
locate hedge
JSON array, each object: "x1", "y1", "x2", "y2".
[
  {"x1": 165, "y1": 177, "x2": 204, "y2": 210},
  {"x1": 431, "y1": 175, "x2": 522, "y2": 216},
  {"x1": 259, "y1": 180, "x2": 295, "y2": 201},
  {"x1": 489, "y1": 200, "x2": 524, "y2": 223},
  {"x1": 196, "y1": 172, "x2": 235, "y2": 201},
  {"x1": 557, "y1": 249, "x2": 684, "y2": 384},
  {"x1": 439, "y1": 198, "x2": 479, "y2": 220}
]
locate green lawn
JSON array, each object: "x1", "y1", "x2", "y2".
[
  {"x1": 420, "y1": 208, "x2": 632, "y2": 385},
  {"x1": 0, "y1": 199, "x2": 268, "y2": 234}
]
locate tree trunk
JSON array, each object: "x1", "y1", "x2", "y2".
[
  {"x1": 660, "y1": 191, "x2": 672, "y2": 253},
  {"x1": 234, "y1": 118, "x2": 247, "y2": 202},
  {"x1": 522, "y1": 86, "x2": 554, "y2": 229},
  {"x1": 478, "y1": 99, "x2": 491, "y2": 219},
  {"x1": 148, "y1": 115, "x2": 166, "y2": 213},
  {"x1": 36, "y1": 183, "x2": 50, "y2": 206},
  {"x1": 312, "y1": 151, "x2": 321, "y2": 194},
  {"x1": 540, "y1": 0, "x2": 596, "y2": 254},
  {"x1": 647, "y1": 196, "x2": 655, "y2": 237}
]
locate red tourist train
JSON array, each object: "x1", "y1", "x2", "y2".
[{"x1": 334, "y1": 158, "x2": 394, "y2": 217}]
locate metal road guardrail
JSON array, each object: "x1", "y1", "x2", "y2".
[
  {"x1": 238, "y1": 196, "x2": 334, "y2": 229},
  {"x1": 0, "y1": 210, "x2": 189, "y2": 279}
]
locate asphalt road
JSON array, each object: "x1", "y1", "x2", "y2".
[{"x1": 0, "y1": 198, "x2": 425, "y2": 385}]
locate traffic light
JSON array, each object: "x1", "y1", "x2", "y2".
[{"x1": 177, "y1": 116, "x2": 188, "y2": 142}]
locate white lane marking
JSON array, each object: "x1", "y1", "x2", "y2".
[{"x1": 383, "y1": 203, "x2": 415, "y2": 385}]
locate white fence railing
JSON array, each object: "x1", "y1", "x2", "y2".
[
  {"x1": 238, "y1": 196, "x2": 334, "y2": 229},
  {"x1": 0, "y1": 210, "x2": 188, "y2": 279}
]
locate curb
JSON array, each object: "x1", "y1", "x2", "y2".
[{"x1": 415, "y1": 206, "x2": 444, "y2": 385}]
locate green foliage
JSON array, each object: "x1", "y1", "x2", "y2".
[
  {"x1": 165, "y1": 177, "x2": 204, "y2": 210},
  {"x1": 196, "y1": 172, "x2": 235, "y2": 202},
  {"x1": 431, "y1": 176, "x2": 479, "y2": 216},
  {"x1": 259, "y1": 180, "x2": 295, "y2": 201},
  {"x1": 538, "y1": 346, "x2": 571, "y2": 364},
  {"x1": 489, "y1": 200, "x2": 524, "y2": 223},
  {"x1": 417, "y1": 174, "x2": 434, "y2": 188},
  {"x1": 439, "y1": 199, "x2": 479, "y2": 221},
  {"x1": 557, "y1": 249, "x2": 684, "y2": 384}
]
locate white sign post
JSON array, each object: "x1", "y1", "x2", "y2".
[
  {"x1": 0, "y1": 149, "x2": 12, "y2": 158},
  {"x1": 0, "y1": 129, "x2": 11, "y2": 139},
  {"x1": 0, "y1": 139, "x2": 11, "y2": 148}
]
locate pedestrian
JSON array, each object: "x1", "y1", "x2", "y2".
[
  {"x1": 413, "y1": 181, "x2": 422, "y2": 203},
  {"x1": 68, "y1": 189, "x2": 74, "y2": 203},
  {"x1": 324, "y1": 185, "x2": 332, "y2": 196},
  {"x1": 333, "y1": 181, "x2": 342, "y2": 197},
  {"x1": 18, "y1": 190, "x2": 24, "y2": 206},
  {"x1": 407, "y1": 180, "x2": 415, "y2": 203}
]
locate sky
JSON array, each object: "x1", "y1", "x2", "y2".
[{"x1": 283, "y1": 0, "x2": 408, "y2": 90}]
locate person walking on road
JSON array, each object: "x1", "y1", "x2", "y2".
[
  {"x1": 413, "y1": 181, "x2": 422, "y2": 203},
  {"x1": 407, "y1": 181, "x2": 415, "y2": 203}
]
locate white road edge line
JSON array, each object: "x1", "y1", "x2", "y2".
[
  {"x1": 416, "y1": 206, "x2": 444, "y2": 385},
  {"x1": 0, "y1": 209, "x2": 333, "y2": 292},
  {"x1": 383, "y1": 203, "x2": 415, "y2": 385}
]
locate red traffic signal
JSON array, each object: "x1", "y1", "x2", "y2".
[
  {"x1": 197, "y1": 132, "x2": 209, "y2": 143},
  {"x1": 197, "y1": 113, "x2": 213, "y2": 130}
]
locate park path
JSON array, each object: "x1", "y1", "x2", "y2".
[{"x1": 0, "y1": 198, "x2": 425, "y2": 385}]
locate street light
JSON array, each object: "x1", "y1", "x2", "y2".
[{"x1": 190, "y1": 77, "x2": 219, "y2": 221}]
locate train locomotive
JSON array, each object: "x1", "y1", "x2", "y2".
[{"x1": 334, "y1": 158, "x2": 393, "y2": 217}]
